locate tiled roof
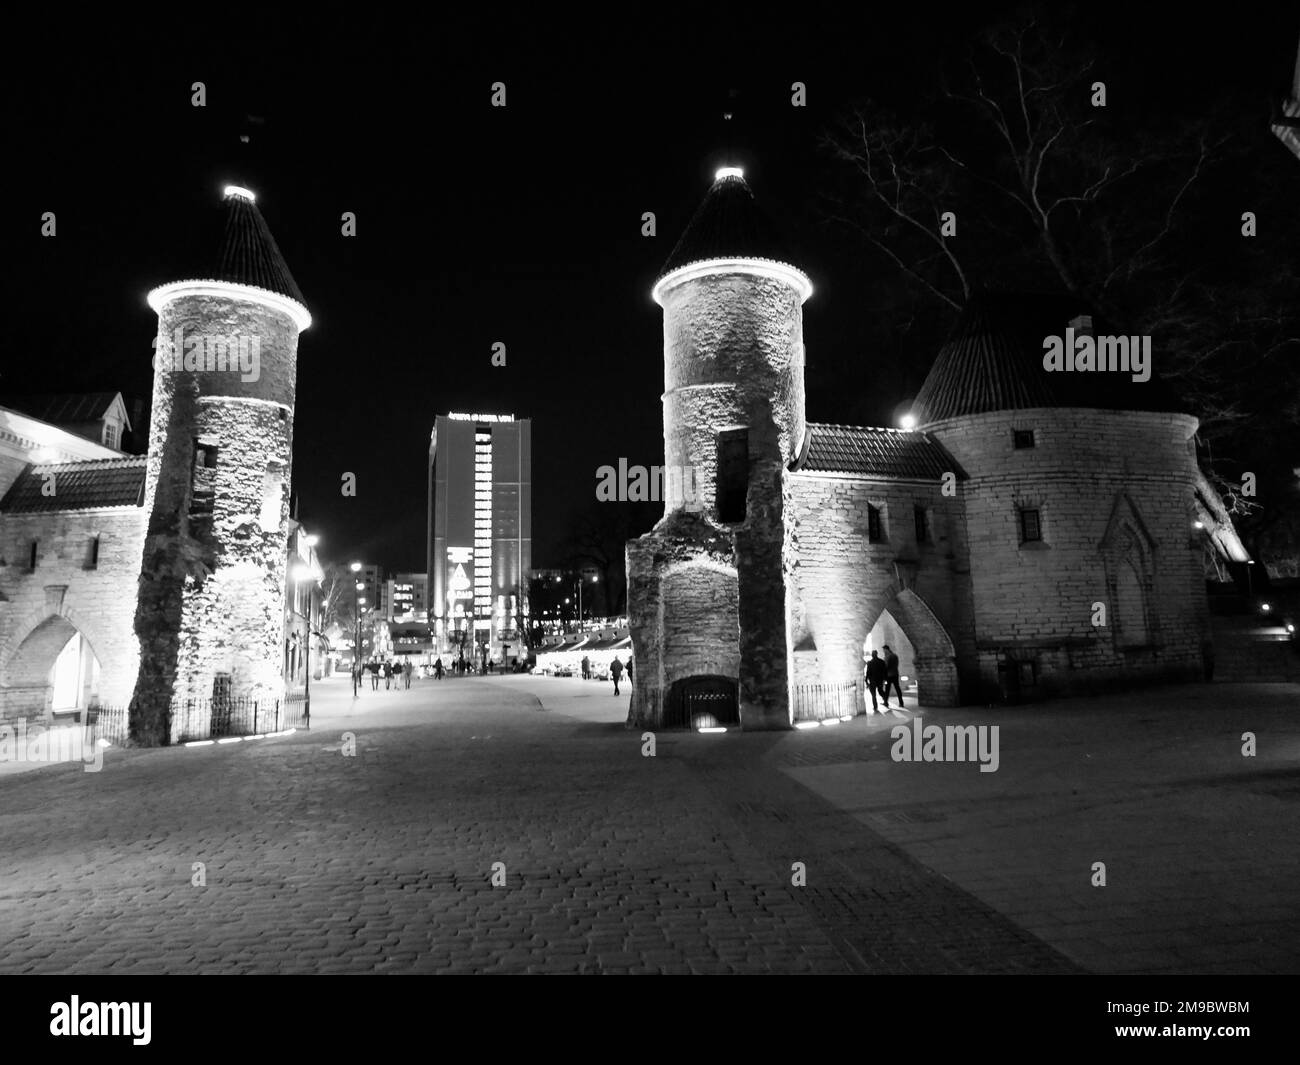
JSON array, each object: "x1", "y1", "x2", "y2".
[
  {"x1": 799, "y1": 424, "x2": 964, "y2": 481},
  {"x1": 175, "y1": 190, "x2": 306, "y2": 306},
  {"x1": 0, "y1": 457, "x2": 146, "y2": 513},
  {"x1": 912, "y1": 291, "x2": 1185, "y2": 423},
  {"x1": 659, "y1": 172, "x2": 800, "y2": 278},
  {"x1": 7, "y1": 392, "x2": 121, "y2": 426}
]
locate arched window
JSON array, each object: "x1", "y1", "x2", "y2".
[{"x1": 1116, "y1": 556, "x2": 1150, "y2": 646}]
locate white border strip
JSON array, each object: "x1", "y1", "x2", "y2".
[
  {"x1": 653, "y1": 257, "x2": 813, "y2": 305},
  {"x1": 148, "y1": 279, "x2": 312, "y2": 331}
]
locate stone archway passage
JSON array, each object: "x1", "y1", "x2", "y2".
[
  {"x1": 864, "y1": 589, "x2": 960, "y2": 707},
  {"x1": 1, "y1": 615, "x2": 101, "y2": 722}
]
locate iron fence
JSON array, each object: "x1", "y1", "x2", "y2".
[
  {"x1": 82, "y1": 693, "x2": 307, "y2": 745},
  {"x1": 791, "y1": 679, "x2": 862, "y2": 722},
  {"x1": 637, "y1": 677, "x2": 863, "y2": 728},
  {"x1": 85, "y1": 704, "x2": 129, "y2": 746}
]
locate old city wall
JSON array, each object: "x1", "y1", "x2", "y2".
[
  {"x1": 0, "y1": 506, "x2": 146, "y2": 723},
  {"x1": 789, "y1": 472, "x2": 975, "y2": 706},
  {"x1": 927, "y1": 408, "x2": 1208, "y2": 695}
]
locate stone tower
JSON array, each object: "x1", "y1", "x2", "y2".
[
  {"x1": 131, "y1": 185, "x2": 311, "y2": 744},
  {"x1": 627, "y1": 168, "x2": 812, "y2": 730},
  {"x1": 911, "y1": 292, "x2": 1209, "y2": 697}
]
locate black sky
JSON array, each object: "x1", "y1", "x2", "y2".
[{"x1": 7, "y1": 6, "x2": 1297, "y2": 571}]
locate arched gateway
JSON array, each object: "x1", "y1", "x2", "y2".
[{"x1": 863, "y1": 588, "x2": 960, "y2": 706}]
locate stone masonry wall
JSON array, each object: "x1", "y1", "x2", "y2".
[
  {"x1": 789, "y1": 472, "x2": 975, "y2": 706},
  {"x1": 927, "y1": 408, "x2": 1208, "y2": 696},
  {"x1": 629, "y1": 267, "x2": 808, "y2": 729},
  {"x1": 133, "y1": 292, "x2": 300, "y2": 743}
]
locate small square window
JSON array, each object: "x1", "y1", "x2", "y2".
[
  {"x1": 1013, "y1": 429, "x2": 1036, "y2": 449},
  {"x1": 1019, "y1": 508, "x2": 1042, "y2": 543}
]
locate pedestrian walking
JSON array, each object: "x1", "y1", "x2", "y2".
[
  {"x1": 610, "y1": 656, "x2": 625, "y2": 695},
  {"x1": 581, "y1": 654, "x2": 591, "y2": 680},
  {"x1": 434, "y1": 657, "x2": 444, "y2": 680},
  {"x1": 864, "y1": 650, "x2": 888, "y2": 711},
  {"x1": 368, "y1": 659, "x2": 380, "y2": 690},
  {"x1": 882, "y1": 645, "x2": 904, "y2": 707},
  {"x1": 383, "y1": 660, "x2": 393, "y2": 690},
  {"x1": 402, "y1": 660, "x2": 412, "y2": 688},
  {"x1": 626, "y1": 658, "x2": 633, "y2": 684}
]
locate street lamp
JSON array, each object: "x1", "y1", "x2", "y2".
[
  {"x1": 351, "y1": 561, "x2": 363, "y2": 696},
  {"x1": 290, "y1": 560, "x2": 320, "y2": 724}
]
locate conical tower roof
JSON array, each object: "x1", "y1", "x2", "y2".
[
  {"x1": 209, "y1": 186, "x2": 306, "y2": 305},
  {"x1": 149, "y1": 185, "x2": 310, "y2": 329},
  {"x1": 911, "y1": 291, "x2": 1185, "y2": 424},
  {"x1": 658, "y1": 168, "x2": 803, "y2": 281}
]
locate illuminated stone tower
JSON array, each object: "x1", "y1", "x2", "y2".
[
  {"x1": 131, "y1": 185, "x2": 311, "y2": 744},
  {"x1": 626, "y1": 167, "x2": 812, "y2": 730}
]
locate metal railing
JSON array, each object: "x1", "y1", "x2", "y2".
[
  {"x1": 791, "y1": 679, "x2": 862, "y2": 722},
  {"x1": 82, "y1": 693, "x2": 308, "y2": 746}
]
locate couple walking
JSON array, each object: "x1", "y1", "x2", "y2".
[{"x1": 864, "y1": 645, "x2": 905, "y2": 712}]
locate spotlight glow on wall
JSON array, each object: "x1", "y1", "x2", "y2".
[
  {"x1": 223, "y1": 185, "x2": 256, "y2": 202},
  {"x1": 899, "y1": 414, "x2": 917, "y2": 430},
  {"x1": 715, "y1": 167, "x2": 744, "y2": 182}
]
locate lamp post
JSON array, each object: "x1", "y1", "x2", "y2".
[
  {"x1": 350, "y1": 561, "x2": 363, "y2": 696},
  {"x1": 574, "y1": 572, "x2": 599, "y2": 628},
  {"x1": 290, "y1": 559, "x2": 320, "y2": 726}
]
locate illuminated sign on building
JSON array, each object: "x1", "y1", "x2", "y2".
[{"x1": 447, "y1": 412, "x2": 515, "y2": 423}]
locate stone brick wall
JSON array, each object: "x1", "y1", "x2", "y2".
[
  {"x1": 134, "y1": 292, "x2": 301, "y2": 742},
  {"x1": 789, "y1": 472, "x2": 975, "y2": 706},
  {"x1": 926, "y1": 408, "x2": 1208, "y2": 696},
  {"x1": 0, "y1": 506, "x2": 146, "y2": 723},
  {"x1": 628, "y1": 266, "x2": 808, "y2": 730},
  {"x1": 660, "y1": 271, "x2": 806, "y2": 512},
  {"x1": 626, "y1": 512, "x2": 737, "y2": 729}
]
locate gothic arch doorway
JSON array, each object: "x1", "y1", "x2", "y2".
[
  {"x1": 862, "y1": 589, "x2": 959, "y2": 706},
  {"x1": 2, "y1": 616, "x2": 102, "y2": 722}
]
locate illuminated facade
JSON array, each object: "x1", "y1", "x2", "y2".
[
  {"x1": 626, "y1": 168, "x2": 1249, "y2": 730},
  {"x1": 0, "y1": 184, "x2": 310, "y2": 743},
  {"x1": 428, "y1": 414, "x2": 531, "y2": 659}
]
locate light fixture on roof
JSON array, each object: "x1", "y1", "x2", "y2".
[
  {"x1": 899, "y1": 414, "x2": 917, "y2": 430},
  {"x1": 715, "y1": 167, "x2": 744, "y2": 182},
  {"x1": 223, "y1": 185, "x2": 256, "y2": 202}
]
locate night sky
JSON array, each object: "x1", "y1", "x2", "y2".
[{"x1": 8, "y1": 7, "x2": 1296, "y2": 572}]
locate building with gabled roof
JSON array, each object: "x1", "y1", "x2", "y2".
[{"x1": 626, "y1": 167, "x2": 1247, "y2": 730}]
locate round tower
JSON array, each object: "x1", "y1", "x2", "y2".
[
  {"x1": 131, "y1": 184, "x2": 311, "y2": 743},
  {"x1": 911, "y1": 291, "x2": 1208, "y2": 699},
  {"x1": 652, "y1": 168, "x2": 812, "y2": 516},
  {"x1": 627, "y1": 167, "x2": 812, "y2": 731}
]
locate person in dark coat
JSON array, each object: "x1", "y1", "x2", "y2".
[
  {"x1": 610, "y1": 657, "x2": 625, "y2": 695},
  {"x1": 368, "y1": 659, "x2": 380, "y2": 690},
  {"x1": 882, "y1": 645, "x2": 904, "y2": 707},
  {"x1": 434, "y1": 657, "x2": 444, "y2": 680},
  {"x1": 864, "y1": 650, "x2": 888, "y2": 711},
  {"x1": 581, "y1": 655, "x2": 591, "y2": 680},
  {"x1": 383, "y1": 660, "x2": 393, "y2": 690}
]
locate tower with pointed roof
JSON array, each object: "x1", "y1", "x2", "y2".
[
  {"x1": 627, "y1": 167, "x2": 812, "y2": 730},
  {"x1": 626, "y1": 166, "x2": 1253, "y2": 728},
  {"x1": 130, "y1": 185, "x2": 311, "y2": 742},
  {"x1": 910, "y1": 291, "x2": 1213, "y2": 696}
]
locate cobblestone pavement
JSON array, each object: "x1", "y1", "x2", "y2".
[{"x1": 0, "y1": 676, "x2": 1294, "y2": 974}]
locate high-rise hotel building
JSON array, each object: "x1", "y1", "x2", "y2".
[{"x1": 428, "y1": 413, "x2": 532, "y2": 659}]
